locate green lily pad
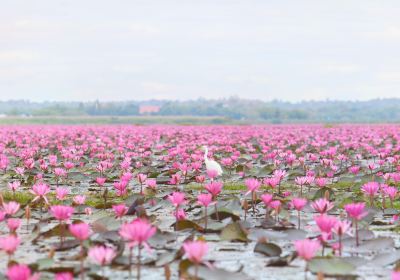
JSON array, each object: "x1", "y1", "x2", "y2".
[
  {"x1": 220, "y1": 222, "x2": 248, "y2": 242},
  {"x1": 254, "y1": 242, "x2": 282, "y2": 257},
  {"x1": 308, "y1": 257, "x2": 355, "y2": 276}
]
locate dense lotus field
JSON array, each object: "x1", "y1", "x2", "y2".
[{"x1": 1, "y1": 125, "x2": 400, "y2": 280}]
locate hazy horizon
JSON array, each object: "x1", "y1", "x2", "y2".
[
  {"x1": 1, "y1": 1, "x2": 400, "y2": 102},
  {"x1": 1, "y1": 96, "x2": 400, "y2": 104}
]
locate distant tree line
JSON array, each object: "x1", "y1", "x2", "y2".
[{"x1": 1, "y1": 97, "x2": 400, "y2": 123}]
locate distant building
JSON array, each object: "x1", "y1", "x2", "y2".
[{"x1": 139, "y1": 105, "x2": 160, "y2": 115}]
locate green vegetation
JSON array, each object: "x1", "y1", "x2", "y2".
[
  {"x1": 1, "y1": 98, "x2": 400, "y2": 123},
  {"x1": 0, "y1": 116, "x2": 230, "y2": 125},
  {"x1": 2, "y1": 191, "x2": 33, "y2": 205}
]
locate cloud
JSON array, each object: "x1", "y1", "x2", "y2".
[
  {"x1": 128, "y1": 23, "x2": 160, "y2": 35},
  {"x1": 141, "y1": 82, "x2": 177, "y2": 93},
  {"x1": 377, "y1": 71, "x2": 400, "y2": 82},
  {"x1": 364, "y1": 26, "x2": 400, "y2": 41},
  {"x1": 0, "y1": 50, "x2": 39, "y2": 62},
  {"x1": 321, "y1": 63, "x2": 361, "y2": 74},
  {"x1": 224, "y1": 75, "x2": 270, "y2": 85}
]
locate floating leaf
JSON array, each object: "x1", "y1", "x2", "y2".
[
  {"x1": 92, "y1": 216, "x2": 121, "y2": 233},
  {"x1": 220, "y1": 222, "x2": 248, "y2": 242},
  {"x1": 283, "y1": 229, "x2": 307, "y2": 241},
  {"x1": 175, "y1": 220, "x2": 203, "y2": 232},
  {"x1": 248, "y1": 228, "x2": 287, "y2": 241},
  {"x1": 313, "y1": 187, "x2": 334, "y2": 200},
  {"x1": 53, "y1": 239, "x2": 80, "y2": 251},
  {"x1": 355, "y1": 237, "x2": 395, "y2": 253},
  {"x1": 187, "y1": 266, "x2": 253, "y2": 280},
  {"x1": 155, "y1": 251, "x2": 178, "y2": 267},
  {"x1": 254, "y1": 242, "x2": 282, "y2": 257},
  {"x1": 36, "y1": 258, "x2": 54, "y2": 271},
  {"x1": 371, "y1": 250, "x2": 400, "y2": 266},
  {"x1": 308, "y1": 257, "x2": 355, "y2": 276}
]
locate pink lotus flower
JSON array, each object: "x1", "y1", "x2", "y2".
[
  {"x1": 333, "y1": 220, "x2": 352, "y2": 236},
  {"x1": 8, "y1": 181, "x2": 20, "y2": 192},
  {"x1": 195, "y1": 175, "x2": 205, "y2": 184},
  {"x1": 384, "y1": 185, "x2": 398, "y2": 201},
  {"x1": 264, "y1": 177, "x2": 280, "y2": 189},
  {"x1": 119, "y1": 218, "x2": 156, "y2": 249},
  {"x1": 315, "y1": 178, "x2": 327, "y2": 188},
  {"x1": 15, "y1": 167, "x2": 25, "y2": 176},
  {"x1": 273, "y1": 169, "x2": 286, "y2": 180},
  {"x1": 197, "y1": 193, "x2": 213, "y2": 231},
  {"x1": 361, "y1": 182, "x2": 379, "y2": 205},
  {"x1": 85, "y1": 207, "x2": 92, "y2": 216},
  {"x1": 119, "y1": 217, "x2": 156, "y2": 278},
  {"x1": 114, "y1": 180, "x2": 128, "y2": 196},
  {"x1": 6, "y1": 264, "x2": 40, "y2": 280},
  {"x1": 344, "y1": 202, "x2": 368, "y2": 221},
  {"x1": 0, "y1": 235, "x2": 20, "y2": 255},
  {"x1": 261, "y1": 193, "x2": 273, "y2": 207},
  {"x1": 381, "y1": 184, "x2": 398, "y2": 208},
  {"x1": 7, "y1": 218, "x2": 21, "y2": 233},
  {"x1": 54, "y1": 167, "x2": 67, "y2": 177},
  {"x1": 145, "y1": 179, "x2": 157, "y2": 189},
  {"x1": 245, "y1": 178, "x2": 261, "y2": 195},
  {"x1": 96, "y1": 177, "x2": 106, "y2": 186},
  {"x1": 169, "y1": 173, "x2": 181, "y2": 185},
  {"x1": 0, "y1": 211, "x2": 5, "y2": 222},
  {"x1": 69, "y1": 222, "x2": 91, "y2": 241},
  {"x1": 73, "y1": 195, "x2": 86, "y2": 205},
  {"x1": 3, "y1": 201, "x2": 20, "y2": 216},
  {"x1": 315, "y1": 214, "x2": 337, "y2": 234},
  {"x1": 294, "y1": 239, "x2": 321, "y2": 261},
  {"x1": 311, "y1": 198, "x2": 334, "y2": 214},
  {"x1": 291, "y1": 197, "x2": 307, "y2": 211},
  {"x1": 314, "y1": 214, "x2": 337, "y2": 242},
  {"x1": 174, "y1": 208, "x2": 187, "y2": 221},
  {"x1": 349, "y1": 166, "x2": 360, "y2": 175},
  {"x1": 392, "y1": 271, "x2": 400, "y2": 280},
  {"x1": 88, "y1": 245, "x2": 116, "y2": 265},
  {"x1": 50, "y1": 205, "x2": 74, "y2": 221},
  {"x1": 112, "y1": 204, "x2": 128, "y2": 219},
  {"x1": 49, "y1": 155, "x2": 58, "y2": 166},
  {"x1": 31, "y1": 183, "x2": 51, "y2": 204},
  {"x1": 183, "y1": 240, "x2": 208, "y2": 264},
  {"x1": 221, "y1": 158, "x2": 233, "y2": 166},
  {"x1": 55, "y1": 187, "x2": 69, "y2": 200},
  {"x1": 344, "y1": 202, "x2": 368, "y2": 246},
  {"x1": 137, "y1": 173, "x2": 147, "y2": 184},
  {"x1": 55, "y1": 272, "x2": 73, "y2": 280},
  {"x1": 204, "y1": 181, "x2": 223, "y2": 197},
  {"x1": 192, "y1": 161, "x2": 202, "y2": 171},
  {"x1": 295, "y1": 176, "x2": 308, "y2": 186},
  {"x1": 197, "y1": 193, "x2": 213, "y2": 207},
  {"x1": 206, "y1": 169, "x2": 218, "y2": 179},
  {"x1": 64, "y1": 161, "x2": 74, "y2": 170},
  {"x1": 269, "y1": 200, "x2": 282, "y2": 219},
  {"x1": 333, "y1": 219, "x2": 352, "y2": 256},
  {"x1": 167, "y1": 192, "x2": 186, "y2": 207}
]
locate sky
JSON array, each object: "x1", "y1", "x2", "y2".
[{"x1": 1, "y1": 0, "x2": 400, "y2": 102}]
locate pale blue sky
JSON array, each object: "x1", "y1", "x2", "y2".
[{"x1": 1, "y1": 1, "x2": 400, "y2": 102}]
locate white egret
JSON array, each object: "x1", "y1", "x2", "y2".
[{"x1": 202, "y1": 146, "x2": 223, "y2": 176}]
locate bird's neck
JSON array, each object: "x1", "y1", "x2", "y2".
[{"x1": 204, "y1": 148, "x2": 208, "y2": 161}]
